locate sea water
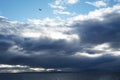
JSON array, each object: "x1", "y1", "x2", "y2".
[{"x1": 0, "y1": 72, "x2": 120, "y2": 80}]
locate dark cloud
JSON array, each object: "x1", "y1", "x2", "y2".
[
  {"x1": 20, "y1": 37, "x2": 80, "y2": 55},
  {"x1": 0, "y1": 5, "x2": 120, "y2": 72},
  {"x1": 72, "y1": 9, "x2": 120, "y2": 49},
  {"x1": 5, "y1": 53, "x2": 120, "y2": 72}
]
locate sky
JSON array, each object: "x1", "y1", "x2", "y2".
[{"x1": 0, "y1": 0, "x2": 120, "y2": 73}]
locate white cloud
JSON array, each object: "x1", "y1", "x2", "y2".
[
  {"x1": 22, "y1": 31, "x2": 42, "y2": 38},
  {"x1": 49, "y1": 0, "x2": 79, "y2": 15},
  {"x1": 21, "y1": 26, "x2": 79, "y2": 41},
  {"x1": 0, "y1": 16, "x2": 79, "y2": 42},
  {"x1": 86, "y1": 0, "x2": 108, "y2": 8},
  {"x1": 91, "y1": 43, "x2": 120, "y2": 56},
  {"x1": 66, "y1": 0, "x2": 79, "y2": 4},
  {"x1": 0, "y1": 16, "x2": 6, "y2": 19},
  {"x1": 50, "y1": 4, "x2": 65, "y2": 9},
  {"x1": 49, "y1": 0, "x2": 66, "y2": 10},
  {"x1": 0, "y1": 64, "x2": 60, "y2": 73},
  {"x1": 53, "y1": 10, "x2": 71, "y2": 15},
  {"x1": 0, "y1": 64, "x2": 28, "y2": 68},
  {"x1": 24, "y1": 18, "x2": 80, "y2": 41},
  {"x1": 92, "y1": 43, "x2": 110, "y2": 51},
  {"x1": 27, "y1": 18, "x2": 64, "y2": 26},
  {"x1": 49, "y1": 0, "x2": 79, "y2": 9},
  {"x1": 74, "y1": 52, "x2": 102, "y2": 58},
  {"x1": 68, "y1": 4, "x2": 120, "y2": 25}
]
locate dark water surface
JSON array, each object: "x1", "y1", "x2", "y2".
[{"x1": 0, "y1": 72, "x2": 120, "y2": 80}]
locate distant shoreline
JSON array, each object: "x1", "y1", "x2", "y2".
[{"x1": 1, "y1": 71, "x2": 120, "y2": 74}]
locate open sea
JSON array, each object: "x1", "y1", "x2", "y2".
[{"x1": 0, "y1": 72, "x2": 120, "y2": 80}]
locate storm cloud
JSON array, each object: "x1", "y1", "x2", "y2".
[{"x1": 0, "y1": 4, "x2": 120, "y2": 72}]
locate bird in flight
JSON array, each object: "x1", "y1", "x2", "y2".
[{"x1": 39, "y1": 9, "x2": 42, "y2": 11}]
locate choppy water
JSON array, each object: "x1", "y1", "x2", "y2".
[{"x1": 0, "y1": 72, "x2": 120, "y2": 80}]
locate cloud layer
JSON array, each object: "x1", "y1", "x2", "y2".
[
  {"x1": 0, "y1": 4, "x2": 120, "y2": 72},
  {"x1": 49, "y1": 0, "x2": 79, "y2": 15},
  {"x1": 86, "y1": 0, "x2": 108, "y2": 8}
]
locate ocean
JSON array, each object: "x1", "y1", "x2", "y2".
[{"x1": 0, "y1": 72, "x2": 120, "y2": 80}]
